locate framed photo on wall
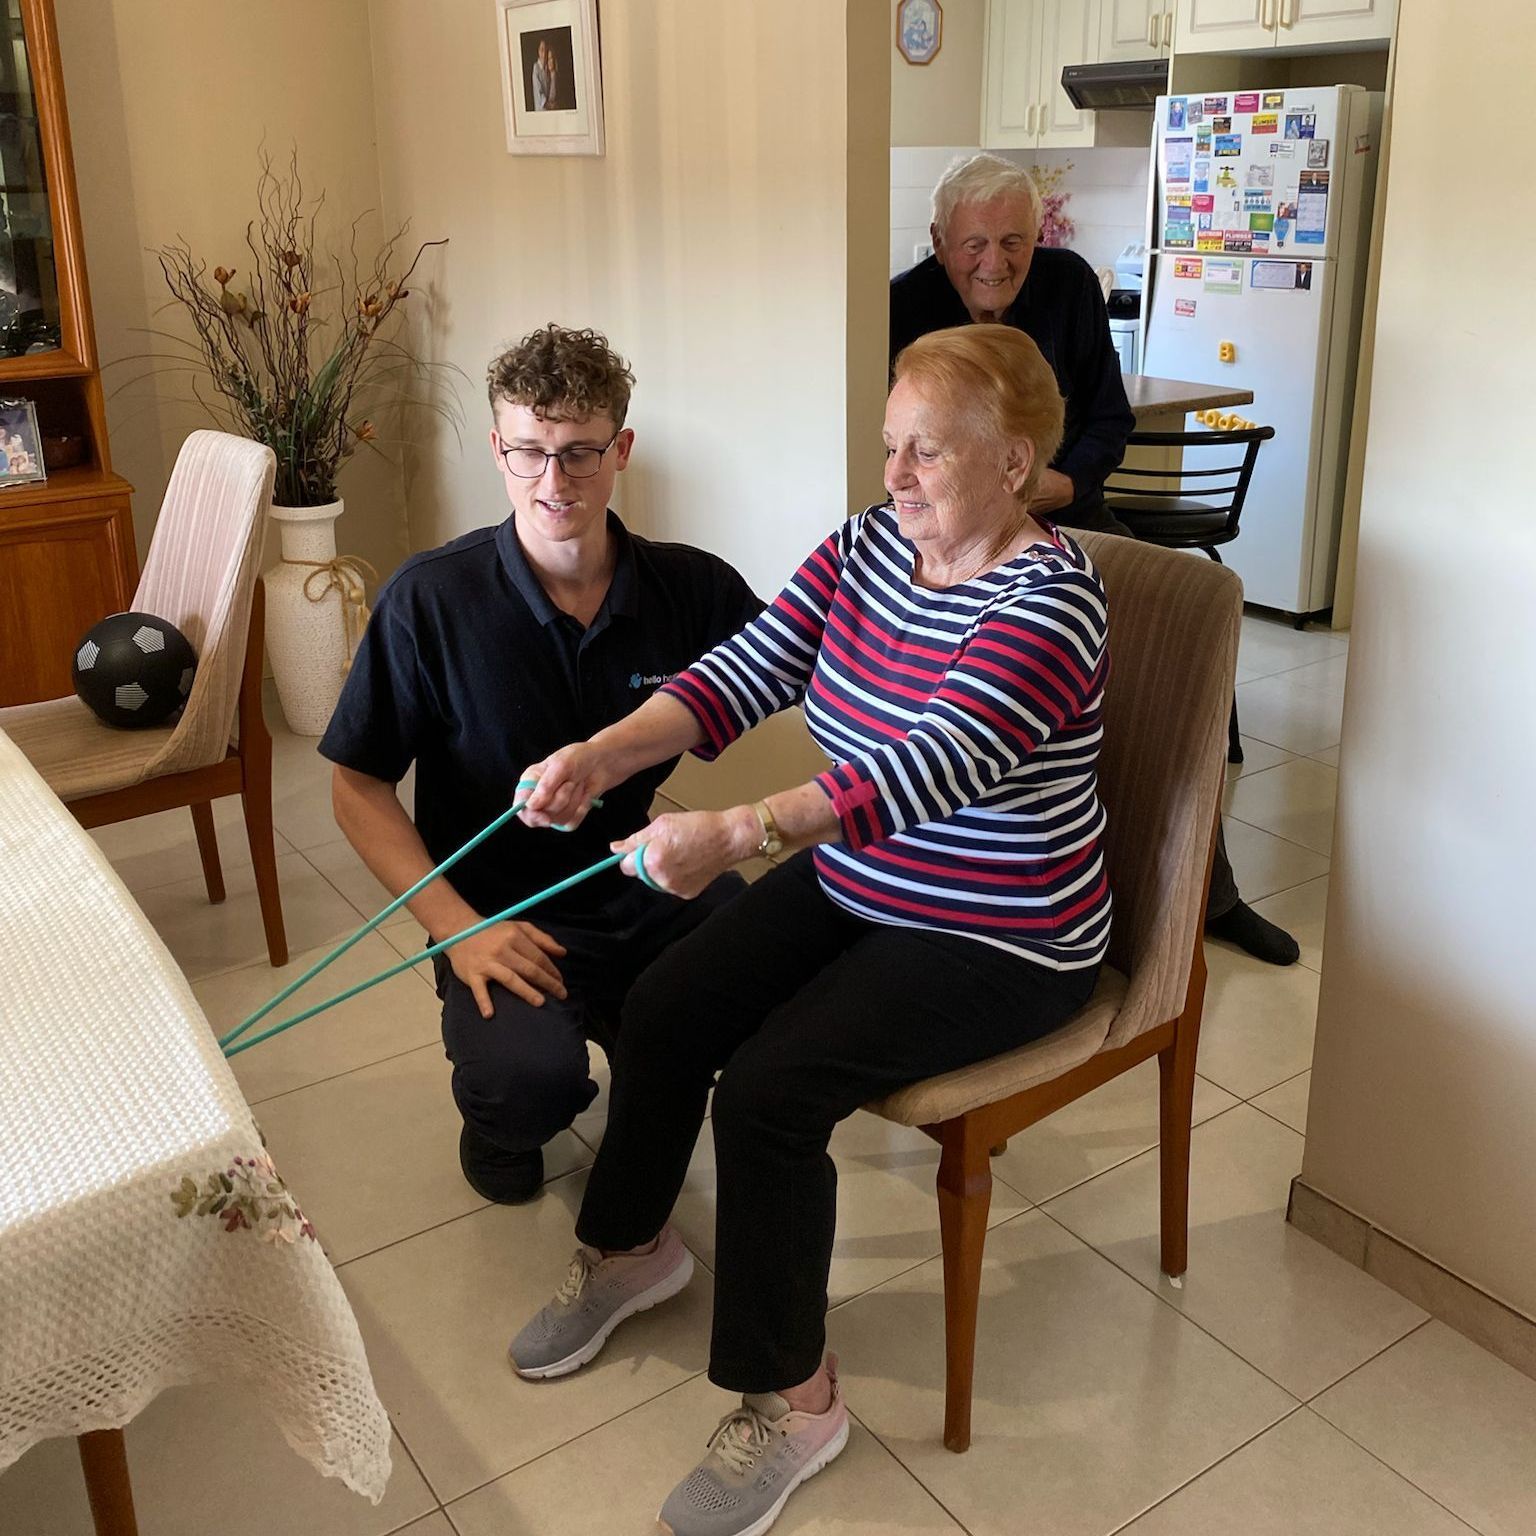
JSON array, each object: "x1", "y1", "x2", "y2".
[
  {"x1": 0, "y1": 397, "x2": 46, "y2": 488},
  {"x1": 896, "y1": 0, "x2": 943, "y2": 65},
  {"x1": 497, "y1": 0, "x2": 605, "y2": 156}
]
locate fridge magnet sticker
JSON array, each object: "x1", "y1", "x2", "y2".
[
  {"x1": 1166, "y1": 137, "x2": 1194, "y2": 182},
  {"x1": 1167, "y1": 193, "x2": 1193, "y2": 209},
  {"x1": 1269, "y1": 141, "x2": 1297, "y2": 158},
  {"x1": 1204, "y1": 259, "x2": 1242, "y2": 294},
  {"x1": 1174, "y1": 257, "x2": 1203, "y2": 279},
  {"x1": 1249, "y1": 211, "x2": 1275, "y2": 233},
  {"x1": 1285, "y1": 112, "x2": 1317, "y2": 140},
  {"x1": 1164, "y1": 220, "x2": 1195, "y2": 250},
  {"x1": 1174, "y1": 298, "x2": 1197, "y2": 318},
  {"x1": 1192, "y1": 193, "x2": 1214, "y2": 213},
  {"x1": 1251, "y1": 260, "x2": 1313, "y2": 291},
  {"x1": 1251, "y1": 113, "x2": 1278, "y2": 134},
  {"x1": 1296, "y1": 168, "x2": 1328, "y2": 244},
  {"x1": 1197, "y1": 231, "x2": 1225, "y2": 252},
  {"x1": 1215, "y1": 163, "x2": 1238, "y2": 189},
  {"x1": 1234, "y1": 92, "x2": 1260, "y2": 113},
  {"x1": 1168, "y1": 97, "x2": 1187, "y2": 130},
  {"x1": 1273, "y1": 216, "x2": 1291, "y2": 247},
  {"x1": 1196, "y1": 129, "x2": 1213, "y2": 153},
  {"x1": 1212, "y1": 116, "x2": 1232, "y2": 133},
  {"x1": 1187, "y1": 100, "x2": 1205, "y2": 125},
  {"x1": 1307, "y1": 139, "x2": 1330, "y2": 168},
  {"x1": 1263, "y1": 91, "x2": 1285, "y2": 111},
  {"x1": 1203, "y1": 96, "x2": 1228, "y2": 115},
  {"x1": 1245, "y1": 164, "x2": 1274, "y2": 189},
  {"x1": 1222, "y1": 230, "x2": 1253, "y2": 253},
  {"x1": 1250, "y1": 230, "x2": 1271, "y2": 251},
  {"x1": 1243, "y1": 188, "x2": 1272, "y2": 211},
  {"x1": 1196, "y1": 213, "x2": 1212, "y2": 231},
  {"x1": 1214, "y1": 134, "x2": 1242, "y2": 157}
]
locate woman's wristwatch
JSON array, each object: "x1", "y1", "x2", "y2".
[{"x1": 748, "y1": 799, "x2": 784, "y2": 858}]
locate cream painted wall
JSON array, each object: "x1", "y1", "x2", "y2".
[
  {"x1": 1300, "y1": 0, "x2": 1536, "y2": 1318},
  {"x1": 55, "y1": 0, "x2": 411, "y2": 582},
  {"x1": 365, "y1": 0, "x2": 890, "y2": 602},
  {"x1": 891, "y1": 0, "x2": 985, "y2": 147}
]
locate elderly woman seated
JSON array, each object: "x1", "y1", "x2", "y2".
[{"x1": 509, "y1": 324, "x2": 1111, "y2": 1536}]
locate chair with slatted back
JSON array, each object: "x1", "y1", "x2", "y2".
[{"x1": 1104, "y1": 424, "x2": 1272, "y2": 765}]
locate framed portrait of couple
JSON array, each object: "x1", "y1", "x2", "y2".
[{"x1": 498, "y1": 0, "x2": 605, "y2": 157}]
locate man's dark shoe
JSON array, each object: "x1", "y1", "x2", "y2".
[
  {"x1": 459, "y1": 1125, "x2": 544, "y2": 1204},
  {"x1": 1205, "y1": 898, "x2": 1301, "y2": 966}
]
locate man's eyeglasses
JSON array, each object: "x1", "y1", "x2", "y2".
[{"x1": 497, "y1": 433, "x2": 618, "y2": 480}]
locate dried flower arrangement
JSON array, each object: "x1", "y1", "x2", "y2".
[
  {"x1": 134, "y1": 153, "x2": 459, "y2": 507},
  {"x1": 1030, "y1": 161, "x2": 1077, "y2": 250}
]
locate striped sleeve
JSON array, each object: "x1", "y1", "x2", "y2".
[
  {"x1": 658, "y1": 526, "x2": 847, "y2": 760},
  {"x1": 813, "y1": 571, "x2": 1108, "y2": 850}
]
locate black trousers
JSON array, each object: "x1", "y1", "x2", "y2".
[
  {"x1": 576, "y1": 851, "x2": 1098, "y2": 1393},
  {"x1": 434, "y1": 874, "x2": 744, "y2": 1153}
]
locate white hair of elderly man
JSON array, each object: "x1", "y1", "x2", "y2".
[{"x1": 931, "y1": 152, "x2": 1044, "y2": 246}]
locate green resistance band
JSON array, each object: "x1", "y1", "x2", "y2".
[{"x1": 219, "y1": 778, "x2": 612, "y2": 1056}]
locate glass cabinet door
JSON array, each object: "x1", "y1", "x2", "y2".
[{"x1": 0, "y1": 0, "x2": 61, "y2": 357}]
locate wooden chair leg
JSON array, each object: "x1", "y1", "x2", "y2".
[
  {"x1": 189, "y1": 801, "x2": 225, "y2": 904},
  {"x1": 936, "y1": 1114, "x2": 993, "y2": 1453},
  {"x1": 78, "y1": 1429, "x2": 139, "y2": 1536},
  {"x1": 242, "y1": 784, "x2": 287, "y2": 969},
  {"x1": 1158, "y1": 1001, "x2": 1203, "y2": 1280}
]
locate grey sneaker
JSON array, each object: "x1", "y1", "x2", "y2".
[
  {"x1": 656, "y1": 1356, "x2": 849, "y2": 1536},
  {"x1": 508, "y1": 1225, "x2": 693, "y2": 1379}
]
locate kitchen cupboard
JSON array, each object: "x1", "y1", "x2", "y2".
[
  {"x1": 1098, "y1": 0, "x2": 1176, "y2": 61},
  {"x1": 1174, "y1": 0, "x2": 1394, "y2": 54},
  {"x1": 983, "y1": 0, "x2": 1099, "y2": 150}
]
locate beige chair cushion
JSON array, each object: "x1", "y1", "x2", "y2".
[
  {"x1": 868, "y1": 535, "x2": 1241, "y2": 1131},
  {"x1": 872, "y1": 967, "x2": 1127, "y2": 1126},
  {"x1": 0, "y1": 697, "x2": 177, "y2": 801},
  {"x1": 0, "y1": 431, "x2": 275, "y2": 803}
]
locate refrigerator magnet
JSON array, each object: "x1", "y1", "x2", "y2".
[
  {"x1": 1168, "y1": 97, "x2": 1187, "y2": 130},
  {"x1": 1252, "y1": 113, "x2": 1278, "y2": 134},
  {"x1": 1234, "y1": 92, "x2": 1260, "y2": 113},
  {"x1": 1211, "y1": 116, "x2": 1232, "y2": 132},
  {"x1": 1263, "y1": 91, "x2": 1285, "y2": 111},
  {"x1": 1173, "y1": 257, "x2": 1203, "y2": 280},
  {"x1": 1174, "y1": 298, "x2": 1197, "y2": 318},
  {"x1": 1215, "y1": 134, "x2": 1242, "y2": 156},
  {"x1": 1203, "y1": 96, "x2": 1228, "y2": 115},
  {"x1": 1307, "y1": 139, "x2": 1330, "y2": 169},
  {"x1": 1285, "y1": 112, "x2": 1317, "y2": 140}
]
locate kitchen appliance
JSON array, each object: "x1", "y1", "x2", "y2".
[
  {"x1": 1107, "y1": 242, "x2": 1145, "y2": 375},
  {"x1": 1061, "y1": 59, "x2": 1168, "y2": 112},
  {"x1": 1142, "y1": 84, "x2": 1381, "y2": 618}
]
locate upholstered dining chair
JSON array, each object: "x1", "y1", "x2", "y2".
[
  {"x1": 864, "y1": 531, "x2": 1242, "y2": 1454},
  {"x1": 0, "y1": 430, "x2": 287, "y2": 966}
]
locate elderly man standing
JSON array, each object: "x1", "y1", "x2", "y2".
[{"x1": 891, "y1": 153, "x2": 1299, "y2": 964}]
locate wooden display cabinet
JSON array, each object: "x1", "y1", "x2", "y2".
[{"x1": 0, "y1": 0, "x2": 135, "y2": 708}]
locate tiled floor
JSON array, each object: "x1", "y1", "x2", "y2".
[{"x1": 6, "y1": 616, "x2": 1534, "y2": 1536}]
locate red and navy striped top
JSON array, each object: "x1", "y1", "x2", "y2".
[{"x1": 661, "y1": 506, "x2": 1112, "y2": 971}]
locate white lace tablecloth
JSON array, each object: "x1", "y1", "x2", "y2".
[{"x1": 0, "y1": 729, "x2": 390, "y2": 1500}]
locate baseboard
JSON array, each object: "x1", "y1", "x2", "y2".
[{"x1": 1289, "y1": 1177, "x2": 1536, "y2": 1383}]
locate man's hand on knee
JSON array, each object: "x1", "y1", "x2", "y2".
[{"x1": 450, "y1": 921, "x2": 568, "y2": 1018}]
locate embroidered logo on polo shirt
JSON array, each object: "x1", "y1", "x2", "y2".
[{"x1": 629, "y1": 672, "x2": 675, "y2": 689}]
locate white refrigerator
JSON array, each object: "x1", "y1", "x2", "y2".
[{"x1": 1141, "y1": 85, "x2": 1382, "y2": 618}]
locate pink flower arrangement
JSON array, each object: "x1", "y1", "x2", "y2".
[{"x1": 1031, "y1": 161, "x2": 1077, "y2": 249}]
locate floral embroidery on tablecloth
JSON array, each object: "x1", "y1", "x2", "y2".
[{"x1": 170, "y1": 1153, "x2": 317, "y2": 1244}]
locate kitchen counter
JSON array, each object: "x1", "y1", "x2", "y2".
[{"x1": 1123, "y1": 373, "x2": 1255, "y2": 420}]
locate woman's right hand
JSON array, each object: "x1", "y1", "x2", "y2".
[{"x1": 517, "y1": 742, "x2": 610, "y2": 830}]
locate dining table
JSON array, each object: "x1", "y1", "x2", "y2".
[{"x1": 0, "y1": 727, "x2": 391, "y2": 1534}]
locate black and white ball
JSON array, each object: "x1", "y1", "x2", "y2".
[{"x1": 72, "y1": 612, "x2": 197, "y2": 729}]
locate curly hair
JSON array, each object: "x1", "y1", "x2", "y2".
[{"x1": 486, "y1": 324, "x2": 636, "y2": 427}]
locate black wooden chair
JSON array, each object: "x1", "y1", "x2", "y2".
[{"x1": 1104, "y1": 424, "x2": 1274, "y2": 764}]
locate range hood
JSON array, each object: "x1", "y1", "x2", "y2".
[{"x1": 1061, "y1": 59, "x2": 1168, "y2": 111}]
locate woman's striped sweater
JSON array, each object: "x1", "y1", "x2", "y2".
[{"x1": 661, "y1": 505, "x2": 1112, "y2": 970}]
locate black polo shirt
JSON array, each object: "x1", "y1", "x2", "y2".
[
  {"x1": 889, "y1": 249, "x2": 1135, "y2": 533},
  {"x1": 320, "y1": 511, "x2": 762, "y2": 919}
]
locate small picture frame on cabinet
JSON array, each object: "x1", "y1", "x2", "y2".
[
  {"x1": 897, "y1": 0, "x2": 943, "y2": 65},
  {"x1": 0, "y1": 397, "x2": 46, "y2": 488},
  {"x1": 497, "y1": 0, "x2": 605, "y2": 156}
]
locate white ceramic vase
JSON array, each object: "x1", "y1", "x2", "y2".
[{"x1": 263, "y1": 500, "x2": 356, "y2": 736}]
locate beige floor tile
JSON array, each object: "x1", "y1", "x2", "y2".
[
  {"x1": 1226, "y1": 757, "x2": 1339, "y2": 857},
  {"x1": 1251, "y1": 874, "x2": 1329, "y2": 973},
  {"x1": 0, "y1": 1387, "x2": 433, "y2": 1536},
  {"x1": 989, "y1": 1060, "x2": 1240, "y2": 1204},
  {"x1": 1310, "y1": 743, "x2": 1341, "y2": 767},
  {"x1": 1194, "y1": 941, "x2": 1321, "y2": 1100},
  {"x1": 339, "y1": 1175, "x2": 714, "y2": 1501},
  {"x1": 1314, "y1": 1321, "x2": 1536, "y2": 1536},
  {"x1": 197, "y1": 932, "x2": 442, "y2": 1104},
  {"x1": 88, "y1": 798, "x2": 297, "y2": 895},
  {"x1": 1045, "y1": 1106, "x2": 1426, "y2": 1400},
  {"x1": 393, "y1": 1516, "x2": 455, "y2": 1536},
  {"x1": 304, "y1": 835, "x2": 407, "y2": 923},
  {"x1": 448, "y1": 1375, "x2": 965, "y2": 1536},
  {"x1": 1251, "y1": 1070, "x2": 1311, "y2": 1134},
  {"x1": 1220, "y1": 816, "x2": 1332, "y2": 904},
  {"x1": 253, "y1": 1043, "x2": 591, "y2": 1265},
  {"x1": 270, "y1": 733, "x2": 351, "y2": 850},
  {"x1": 825, "y1": 1208, "x2": 1294, "y2": 1536},
  {"x1": 668, "y1": 1111, "x2": 1027, "y2": 1305},
  {"x1": 1237, "y1": 617, "x2": 1349, "y2": 684},
  {"x1": 1121, "y1": 1407, "x2": 1472, "y2": 1535},
  {"x1": 1226, "y1": 735, "x2": 1297, "y2": 781},
  {"x1": 1233, "y1": 667, "x2": 1346, "y2": 758},
  {"x1": 135, "y1": 850, "x2": 372, "y2": 981}
]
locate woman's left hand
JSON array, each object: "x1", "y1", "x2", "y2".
[{"x1": 613, "y1": 809, "x2": 755, "y2": 899}]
